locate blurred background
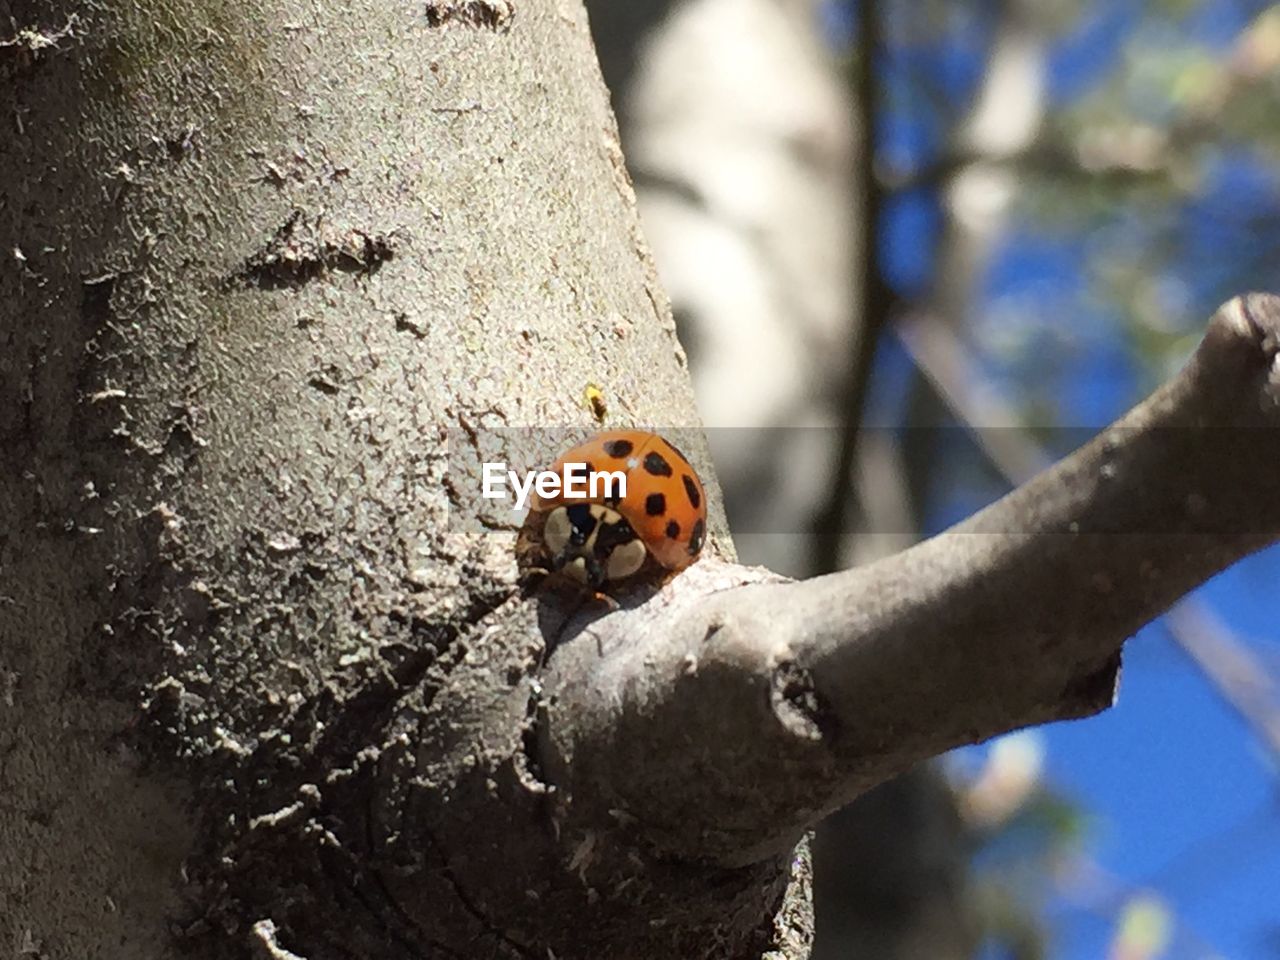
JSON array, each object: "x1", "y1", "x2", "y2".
[{"x1": 585, "y1": 1, "x2": 1280, "y2": 958}]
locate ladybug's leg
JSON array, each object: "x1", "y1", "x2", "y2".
[
  {"x1": 583, "y1": 555, "x2": 606, "y2": 588},
  {"x1": 590, "y1": 590, "x2": 621, "y2": 612},
  {"x1": 519, "y1": 563, "x2": 552, "y2": 584}
]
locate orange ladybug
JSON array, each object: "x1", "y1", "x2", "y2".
[{"x1": 519, "y1": 430, "x2": 707, "y2": 590}]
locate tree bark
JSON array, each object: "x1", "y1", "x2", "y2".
[
  {"x1": 2, "y1": 1, "x2": 784, "y2": 957},
  {"x1": 4, "y1": 3, "x2": 1280, "y2": 960}
]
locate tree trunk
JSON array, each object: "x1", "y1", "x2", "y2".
[{"x1": 2, "y1": 1, "x2": 799, "y2": 956}]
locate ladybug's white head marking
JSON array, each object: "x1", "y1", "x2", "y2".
[
  {"x1": 543, "y1": 506, "x2": 574, "y2": 556},
  {"x1": 603, "y1": 537, "x2": 646, "y2": 581}
]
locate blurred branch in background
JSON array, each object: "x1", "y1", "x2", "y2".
[
  {"x1": 812, "y1": 0, "x2": 898, "y2": 575},
  {"x1": 1164, "y1": 602, "x2": 1280, "y2": 767},
  {"x1": 1142, "y1": 796, "x2": 1279, "y2": 904}
]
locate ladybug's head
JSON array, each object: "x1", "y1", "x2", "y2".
[{"x1": 542, "y1": 503, "x2": 647, "y2": 588}]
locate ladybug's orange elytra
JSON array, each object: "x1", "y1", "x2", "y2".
[{"x1": 521, "y1": 430, "x2": 707, "y2": 590}]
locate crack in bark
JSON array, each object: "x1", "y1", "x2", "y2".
[
  {"x1": 360, "y1": 786, "x2": 467, "y2": 960},
  {"x1": 423, "y1": 1, "x2": 515, "y2": 30},
  {"x1": 312, "y1": 813, "x2": 442, "y2": 959},
  {"x1": 421, "y1": 828, "x2": 538, "y2": 960},
  {"x1": 228, "y1": 210, "x2": 395, "y2": 290},
  {"x1": 516, "y1": 680, "x2": 554, "y2": 801}
]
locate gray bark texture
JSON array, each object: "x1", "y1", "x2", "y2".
[
  {"x1": 1, "y1": 0, "x2": 799, "y2": 957},
  {"x1": 3, "y1": 3, "x2": 1280, "y2": 960}
]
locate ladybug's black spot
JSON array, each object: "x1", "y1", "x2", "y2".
[
  {"x1": 595, "y1": 517, "x2": 636, "y2": 551},
  {"x1": 645, "y1": 492, "x2": 666, "y2": 516},
  {"x1": 688, "y1": 518, "x2": 705, "y2": 554},
  {"x1": 682, "y1": 474, "x2": 701, "y2": 510},
  {"x1": 665, "y1": 519, "x2": 681, "y2": 539},
  {"x1": 602, "y1": 438, "x2": 633, "y2": 458},
  {"x1": 643, "y1": 451, "x2": 672, "y2": 477}
]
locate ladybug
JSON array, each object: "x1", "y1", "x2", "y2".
[{"x1": 519, "y1": 430, "x2": 707, "y2": 590}]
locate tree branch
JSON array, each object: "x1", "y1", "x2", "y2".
[{"x1": 541, "y1": 293, "x2": 1280, "y2": 868}]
